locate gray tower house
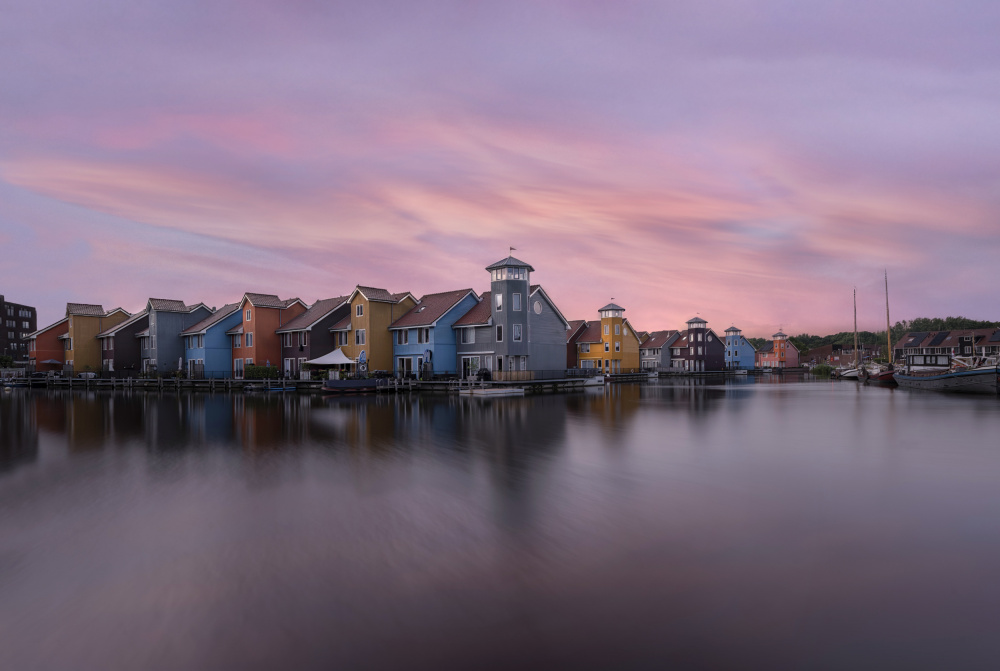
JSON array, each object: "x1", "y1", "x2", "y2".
[{"x1": 486, "y1": 254, "x2": 533, "y2": 372}]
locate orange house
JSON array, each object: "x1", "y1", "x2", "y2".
[
  {"x1": 227, "y1": 293, "x2": 307, "y2": 378},
  {"x1": 27, "y1": 318, "x2": 69, "y2": 372}
]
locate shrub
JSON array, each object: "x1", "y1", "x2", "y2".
[
  {"x1": 811, "y1": 364, "x2": 833, "y2": 377},
  {"x1": 245, "y1": 364, "x2": 279, "y2": 380}
]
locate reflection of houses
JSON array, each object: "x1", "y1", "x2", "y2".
[
  {"x1": 275, "y1": 296, "x2": 351, "y2": 378},
  {"x1": 63, "y1": 303, "x2": 131, "y2": 373},
  {"x1": 668, "y1": 317, "x2": 725, "y2": 372},
  {"x1": 96, "y1": 310, "x2": 149, "y2": 375},
  {"x1": 573, "y1": 303, "x2": 642, "y2": 373},
  {"x1": 755, "y1": 331, "x2": 799, "y2": 368},
  {"x1": 453, "y1": 256, "x2": 571, "y2": 379},
  {"x1": 27, "y1": 317, "x2": 69, "y2": 372},
  {"x1": 893, "y1": 328, "x2": 1000, "y2": 364},
  {"x1": 0, "y1": 393, "x2": 38, "y2": 472},
  {"x1": 724, "y1": 326, "x2": 756, "y2": 370},
  {"x1": 389, "y1": 289, "x2": 479, "y2": 377},
  {"x1": 639, "y1": 330, "x2": 678, "y2": 370},
  {"x1": 330, "y1": 286, "x2": 417, "y2": 373},
  {"x1": 227, "y1": 293, "x2": 308, "y2": 379},
  {"x1": 142, "y1": 299, "x2": 214, "y2": 375},
  {"x1": 180, "y1": 303, "x2": 242, "y2": 379}
]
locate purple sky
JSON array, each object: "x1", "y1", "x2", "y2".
[{"x1": 2, "y1": 1, "x2": 998, "y2": 335}]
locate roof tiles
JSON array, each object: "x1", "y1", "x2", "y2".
[
  {"x1": 391, "y1": 289, "x2": 475, "y2": 329},
  {"x1": 452, "y1": 291, "x2": 491, "y2": 327},
  {"x1": 180, "y1": 303, "x2": 241, "y2": 335}
]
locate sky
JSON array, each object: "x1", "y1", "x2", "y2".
[{"x1": 1, "y1": 1, "x2": 998, "y2": 336}]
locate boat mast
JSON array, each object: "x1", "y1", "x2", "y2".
[
  {"x1": 884, "y1": 270, "x2": 892, "y2": 367},
  {"x1": 853, "y1": 287, "x2": 859, "y2": 369}
]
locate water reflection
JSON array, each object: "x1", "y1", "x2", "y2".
[{"x1": 3, "y1": 383, "x2": 1000, "y2": 670}]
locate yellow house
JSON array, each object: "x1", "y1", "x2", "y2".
[
  {"x1": 62, "y1": 303, "x2": 130, "y2": 373},
  {"x1": 574, "y1": 302, "x2": 641, "y2": 373},
  {"x1": 330, "y1": 286, "x2": 416, "y2": 372}
]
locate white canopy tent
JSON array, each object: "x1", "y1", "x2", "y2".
[{"x1": 304, "y1": 349, "x2": 355, "y2": 366}]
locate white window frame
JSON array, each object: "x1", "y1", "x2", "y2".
[
  {"x1": 245, "y1": 309, "x2": 251, "y2": 321},
  {"x1": 615, "y1": 324, "x2": 620, "y2": 335},
  {"x1": 604, "y1": 342, "x2": 610, "y2": 352},
  {"x1": 615, "y1": 342, "x2": 620, "y2": 352},
  {"x1": 496, "y1": 324, "x2": 503, "y2": 342},
  {"x1": 513, "y1": 324, "x2": 522, "y2": 342},
  {"x1": 356, "y1": 329, "x2": 366, "y2": 345},
  {"x1": 496, "y1": 294, "x2": 503, "y2": 312},
  {"x1": 356, "y1": 304, "x2": 364, "y2": 317},
  {"x1": 513, "y1": 293, "x2": 522, "y2": 311}
]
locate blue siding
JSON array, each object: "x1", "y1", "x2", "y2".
[
  {"x1": 392, "y1": 293, "x2": 479, "y2": 376},
  {"x1": 725, "y1": 334, "x2": 756, "y2": 369},
  {"x1": 184, "y1": 310, "x2": 243, "y2": 378}
]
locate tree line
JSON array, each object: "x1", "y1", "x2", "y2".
[{"x1": 785, "y1": 316, "x2": 1000, "y2": 353}]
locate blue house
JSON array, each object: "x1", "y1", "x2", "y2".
[
  {"x1": 388, "y1": 289, "x2": 479, "y2": 377},
  {"x1": 724, "y1": 326, "x2": 757, "y2": 370},
  {"x1": 179, "y1": 303, "x2": 242, "y2": 378}
]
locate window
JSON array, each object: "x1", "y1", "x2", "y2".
[
  {"x1": 356, "y1": 304, "x2": 363, "y2": 317},
  {"x1": 151, "y1": 335, "x2": 156, "y2": 350},
  {"x1": 604, "y1": 324, "x2": 609, "y2": 335},
  {"x1": 418, "y1": 328, "x2": 429, "y2": 344},
  {"x1": 513, "y1": 324, "x2": 522, "y2": 342},
  {"x1": 697, "y1": 333, "x2": 703, "y2": 342},
  {"x1": 495, "y1": 294, "x2": 503, "y2": 311},
  {"x1": 604, "y1": 342, "x2": 610, "y2": 352},
  {"x1": 624, "y1": 326, "x2": 629, "y2": 336},
  {"x1": 234, "y1": 335, "x2": 241, "y2": 348},
  {"x1": 396, "y1": 330, "x2": 408, "y2": 345},
  {"x1": 246, "y1": 332, "x2": 253, "y2": 347},
  {"x1": 615, "y1": 342, "x2": 620, "y2": 352},
  {"x1": 615, "y1": 324, "x2": 620, "y2": 335},
  {"x1": 461, "y1": 328, "x2": 475, "y2": 344},
  {"x1": 496, "y1": 324, "x2": 503, "y2": 342},
  {"x1": 520, "y1": 356, "x2": 526, "y2": 371},
  {"x1": 513, "y1": 293, "x2": 522, "y2": 311},
  {"x1": 580, "y1": 343, "x2": 590, "y2": 353},
  {"x1": 245, "y1": 309, "x2": 251, "y2": 321},
  {"x1": 355, "y1": 329, "x2": 366, "y2": 345},
  {"x1": 697, "y1": 346, "x2": 703, "y2": 355},
  {"x1": 246, "y1": 358, "x2": 253, "y2": 366}
]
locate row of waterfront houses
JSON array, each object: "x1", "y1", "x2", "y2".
[{"x1": 20, "y1": 255, "x2": 806, "y2": 378}]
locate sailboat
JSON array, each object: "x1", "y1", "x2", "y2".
[
  {"x1": 838, "y1": 289, "x2": 861, "y2": 379},
  {"x1": 860, "y1": 271, "x2": 897, "y2": 385}
]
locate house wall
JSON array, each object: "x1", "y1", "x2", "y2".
[
  {"x1": 233, "y1": 300, "x2": 307, "y2": 373},
  {"x1": 724, "y1": 334, "x2": 756, "y2": 369},
  {"x1": 392, "y1": 293, "x2": 478, "y2": 376},
  {"x1": 66, "y1": 312, "x2": 129, "y2": 372},
  {"x1": 150, "y1": 307, "x2": 212, "y2": 373},
  {"x1": 106, "y1": 314, "x2": 148, "y2": 373},
  {"x1": 527, "y1": 291, "x2": 569, "y2": 371},
  {"x1": 454, "y1": 324, "x2": 495, "y2": 376},
  {"x1": 280, "y1": 303, "x2": 351, "y2": 375},
  {"x1": 341, "y1": 295, "x2": 416, "y2": 372},
  {"x1": 491, "y1": 276, "x2": 531, "y2": 359},
  {"x1": 186, "y1": 310, "x2": 242, "y2": 378},
  {"x1": 1, "y1": 297, "x2": 37, "y2": 363},
  {"x1": 30, "y1": 321, "x2": 68, "y2": 372}
]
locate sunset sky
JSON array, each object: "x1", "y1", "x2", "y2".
[{"x1": 2, "y1": 1, "x2": 998, "y2": 335}]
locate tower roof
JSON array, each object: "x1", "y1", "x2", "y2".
[
  {"x1": 773, "y1": 331, "x2": 788, "y2": 338},
  {"x1": 485, "y1": 255, "x2": 535, "y2": 272},
  {"x1": 599, "y1": 302, "x2": 625, "y2": 312},
  {"x1": 725, "y1": 326, "x2": 741, "y2": 333},
  {"x1": 686, "y1": 316, "x2": 707, "y2": 325}
]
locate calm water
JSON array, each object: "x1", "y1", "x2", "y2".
[{"x1": 2, "y1": 379, "x2": 1000, "y2": 670}]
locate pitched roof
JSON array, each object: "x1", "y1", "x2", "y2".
[
  {"x1": 147, "y1": 298, "x2": 189, "y2": 312},
  {"x1": 390, "y1": 292, "x2": 415, "y2": 303},
  {"x1": 97, "y1": 310, "x2": 149, "y2": 337},
  {"x1": 66, "y1": 303, "x2": 105, "y2": 316},
  {"x1": 390, "y1": 289, "x2": 476, "y2": 329},
  {"x1": 135, "y1": 327, "x2": 150, "y2": 337},
  {"x1": 275, "y1": 296, "x2": 350, "y2": 333},
  {"x1": 485, "y1": 255, "x2": 535, "y2": 272},
  {"x1": 575, "y1": 322, "x2": 604, "y2": 344},
  {"x1": 566, "y1": 320, "x2": 588, "y2": 344},
  {"x1": 894, "y1": 328, "x2": 1000, "y2": 351},
  {"x1": 670, "y1": 330, "x2": 690, "y2": 348},
  {"x1": 642, "y1": 330, "x2": 679, "y2": 349},
  {"x1": 599, "y1": 302, "x2": 625, "y2": 312},
  {"x1": 26, "y1": 317, "x2": 68, "y2": 339},
  {"x1": 180, "y1": 303, "x2": 241, "y2": 335},
  {"x1": 529, "y1": 285, "x2": 571, "y2": 328},
  {"x1": 452, "y1": 291, "x2": 491, "y2": 327},
  {"x1": 758, "y1": 341, "x2": 774, "y2": 353},
  {"x1": 329, "y1": 315, "x2": 351, "y2": 331},
  {"x1": 225, "y1": 324, "x2": 244, "y2": 335}
]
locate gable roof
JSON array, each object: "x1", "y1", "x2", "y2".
[
  {"x1": 26, "y1": 317, "x2": 68, "y2": 339},
  {"x1": 566, "y1": 320, "x2": 589, "y2": 344},
  {"x1": 389, "y1": 289, "x2": 477, "y2": 329},
  {"x1": 348, "y1": 286, "x2": 415, "y2": 305},
  {"x1": 758, "y1": 341, "x2": 774, "y2": 354},
  {"x1": 97, "y1": 310, "x2": 149, "y2": 337},
  {"x1": 486, "y1": 255, "x2": 535, "y2": 272},
  {"x1": 642, "y1": 330, "x2": 679, "y2": 349},
  {"x1": 575, "y1": 322, "x2": 604, "y2": 344},
  {"x1": 180, "y1": 303, "x2": 241, "y2": 335},
  {"x1": 276, "y1": 296, "x2": 351, "y2": 333},
  {"x1": 66, "y1": 303, "x2": 105, "y2": 316},
  {"x1": 225, "y1": 324, "x2": 244, "y2": 335},
  {"x1": 147, "y1": 298, "x2": 189, "y2": 312},
  {"x1": 452, "y1": 291, "x2": 491, "y2": 327},
  {"x1": 240, "y1": 292, "x2": 305, "y2": 309}
]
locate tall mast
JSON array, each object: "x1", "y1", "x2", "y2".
[
  {"x1": 853, "y1": 287, "x2": 859, "y2": 369},
  {"x1": 884, "y1": 270, "x2": 892, "y2": 366}
]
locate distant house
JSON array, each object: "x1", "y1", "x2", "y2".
[
  {"x1": 27, "y1": 318, "x2": 69, "y2": 372},
  {"x1": 1, "y1": 295, "x2": 37, "y2": 365},
  {"x1": 96, "y1": 310, "x2": 149, "y2": 375},
  {"x1": 755, "y1": 331, "x2": 799, "y2": 368},
  {"x1": 329, "y1": 286, "x2": 417, "y2": 373},
  {"x1": 63, "y1": 303, "x2": 131, "y2": 374},
  {"x1": 574, "y1": 303, "x2": 642, "y2": 373},
  {"x1": 226, "y1": 293, "x2": 308, "y2": 378},
  {"x1": 807, "y1": 342, "x2": 880, "y2": 367},
  {"x1": 389, "y1": 289, "x2": 479, "y2": 377},
  {"x1": 275, "y1": 296, "x2": 351, "y2": 378},
  {"x1": 639, "y1": 330, "x2": 678, "y2": 370},
  {"x1": 180, "y1": 303, "x2": 243, "y2": 379},
  {"x1": 566, "y1": 320, "x2": 590, "y2": 368},
  {"x1": 723, "y1": 326, "x2": 756, "y2": 370},
  {"x1": 668, "y1": 317, "x2": 725, "y2": 372},
  {"x1": 452, "y1": 256, "x2": 571, "y2": 379},
  {"x1": 893, "y1": 328, "x2": 1000, "y2": 365},
  {"x1": 138, "y1": 299, "x2": 214, "y2": 375}
]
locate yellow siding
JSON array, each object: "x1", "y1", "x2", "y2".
[
  {"x1": 342, "y1": 294, "x2": 416, "y2": 371},
  {"x1": 65, "y1": 312, "x2": 129, "y2": 371}
]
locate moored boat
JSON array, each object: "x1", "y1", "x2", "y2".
[
  {"x1": 859, "y1": 364, "x2": 896, "y2": 386},
  {"x1": 322, "y1": 378, "x2": 382, "y2": 394},
  {"x1": 895, "y1": 355, "x2": 999, "y2": 394}
]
